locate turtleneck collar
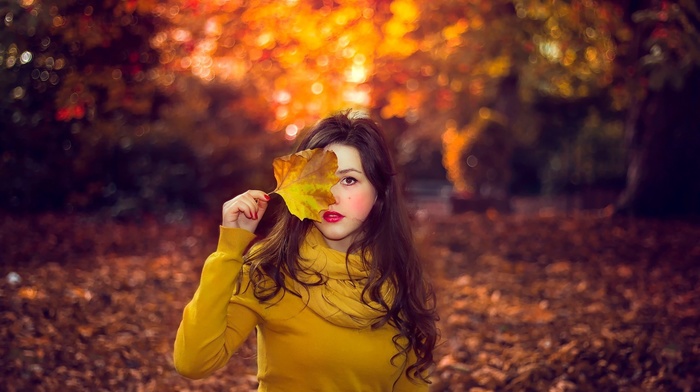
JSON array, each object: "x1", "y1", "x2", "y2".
[{"x1": 291, "y1": 226, "x2": 393, "y2": 329}]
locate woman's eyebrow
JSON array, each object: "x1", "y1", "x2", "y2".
[{"x1": 336, "y1": 168, "x2": 363, "y2": 175}]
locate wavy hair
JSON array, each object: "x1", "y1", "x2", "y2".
[{"x1": 241, "y1": 111, "x2": 438, "y2": 382}]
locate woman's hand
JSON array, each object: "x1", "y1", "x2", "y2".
[{"x1": 222, "y1": 190, "x2": 270, "y2": 233}]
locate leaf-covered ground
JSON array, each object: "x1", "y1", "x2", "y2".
[{"x1": 1, "y1": 211, "x2": 698, "y2": 391}]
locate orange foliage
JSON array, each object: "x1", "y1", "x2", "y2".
[
  {"x1": 151, "y1": 0, "x2": 413, "y2": 131},
  {"x1": 141, "y1": 0, "x2": 628, "y2": 135}
]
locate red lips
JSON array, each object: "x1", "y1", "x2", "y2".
[{"x1": 322, "y1": 211, "x2": 344, "y2": 223}]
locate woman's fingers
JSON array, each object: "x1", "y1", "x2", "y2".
[
  {"x1": 240, "y1": 191, "x2": 270, "y2": 219},
  {"x1": 238, "y1": 198, "x2": 259, "y2": 220},
  {"x1": 222, "y1": 190, "x2": 271, "y2": 229},
  {"x1": 248, "y1": 190, "x2": 271, "y2": 203}
]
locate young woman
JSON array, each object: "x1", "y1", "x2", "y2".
[{"x1": 174, "y1": 111, "x2": 438, "y2": 391}]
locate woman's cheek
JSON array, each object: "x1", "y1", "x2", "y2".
[{"x1": 347, "y1": 193, "x2": 375, "y2": 220}]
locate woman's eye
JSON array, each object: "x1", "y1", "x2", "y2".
[{"x1": 340, "y1": 177, "x2": 357, "y2": 185}]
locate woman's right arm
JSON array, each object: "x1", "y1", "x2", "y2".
[{"x1": 173, "y1": 191, "x2": 269, "y2": 379}]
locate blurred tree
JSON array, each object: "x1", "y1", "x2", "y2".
[
  {"x1": 4, "y1": 0, "x2": 698, "y2": 217},
  {"x1": 372, "y1": 0, "x2": 627, "y2": 200},
  {"x1": 151, "y1": 0, "x2": 394, "y2": 132},
  {"x1": 378, "y1": 0, "x2": 699, "y2": 217},
  {"x1": 0, "y1": 0, "x2": 273, "y2": 215},
  {"x1": 615, "y1": 0, "x2": 700, "y2": 217},
  {"x1": 1, "y1": 0, "x2": 162, "y2": 211}
]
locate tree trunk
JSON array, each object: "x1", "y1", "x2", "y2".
[{"x1": 616, "y1": 67, "x2": 700, "y2": 217}]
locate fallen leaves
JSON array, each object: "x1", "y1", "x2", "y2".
[
  {"x1": 427, "y1": 213, "x2": 700, "y2": 392},
  {"x1": 272, "y1": 148, "x2": 338, "y2": 221},
  {"x1": 0, "y1": 213, "x2": 256, "y2": 392},
  {"x1": 1, "y1": 211, "x2": 699, "y2": 391}
]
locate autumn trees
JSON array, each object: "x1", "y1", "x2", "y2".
[
  {"x1": 2, "y1": 0, "x2": 699, "y2": 216},
  {"x1": 1, "y1": 0, "x2": 273, "y2": 214}
]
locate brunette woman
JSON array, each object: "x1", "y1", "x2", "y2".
[{"x1": 174, "y1": 111, "x2": 438, "y2": 391}]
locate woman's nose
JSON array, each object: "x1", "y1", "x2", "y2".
[{"x1": 330, "y1": 182, "x2": 340, "y2": 204}]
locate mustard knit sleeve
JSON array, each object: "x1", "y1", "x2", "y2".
[{"x1": 173, "y1": 226, "x2": 260, "y2": 379}]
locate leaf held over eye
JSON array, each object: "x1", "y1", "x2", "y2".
[{"x1": 272, "y1": 148, "x2": 338, "y2": 221}]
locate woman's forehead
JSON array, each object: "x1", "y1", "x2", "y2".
[{"x1": 324, "y1": 143, "x2": 363, "y2": 171}]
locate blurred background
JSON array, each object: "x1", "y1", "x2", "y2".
[
  {"x1": 2, "y1": 0, "x2": 699, "y2": 220},
  {"x1": 3, "y1": 2, "x2": 700, "y2": 391}
]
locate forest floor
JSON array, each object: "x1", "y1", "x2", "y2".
[{"x1": 1, "y1": 211, "x2": 699, "y2": 391}]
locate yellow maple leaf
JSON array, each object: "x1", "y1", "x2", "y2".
[{"x1": 272, "y1": 148, "x2": 338, "y2": 221}]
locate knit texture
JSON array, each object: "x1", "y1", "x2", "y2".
[{"x1": 294, "y1": 226, "x2": 394, "y2": 329}]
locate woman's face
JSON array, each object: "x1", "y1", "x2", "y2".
[{"x1": 313, "y1": 143, "x2": 377, "y2": 253}]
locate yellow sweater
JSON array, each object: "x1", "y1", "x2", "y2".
[{"x1": 174, "y1": 226, "x2": 428, "y2": 392}]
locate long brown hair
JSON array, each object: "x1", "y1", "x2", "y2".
[{"x1": 242, "y1": 111, "x2": 438, "y2": 382}]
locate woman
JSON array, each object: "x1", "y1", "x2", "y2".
[{"x1": 174, "y1": 111, "x2": 438, "y2": 391}]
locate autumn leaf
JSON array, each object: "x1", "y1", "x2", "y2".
[{"x1": 272, "y1": 148, "x2": 338, "y2": 221}]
